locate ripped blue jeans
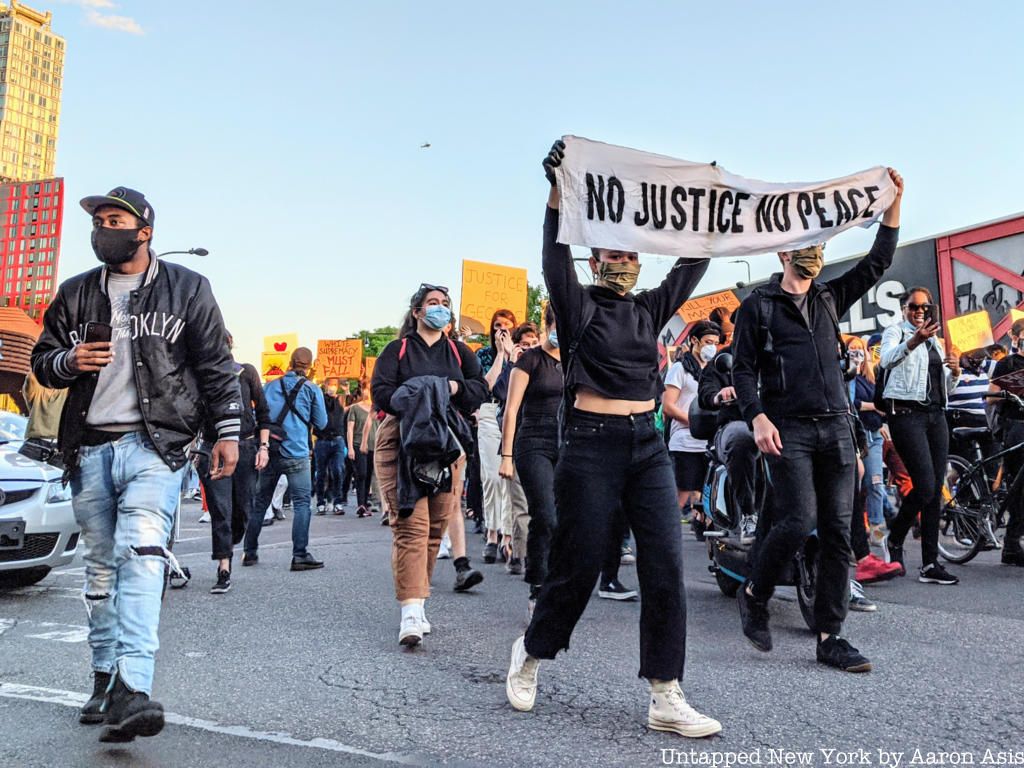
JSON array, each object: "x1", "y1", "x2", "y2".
[{"x1": 71, "y1": 432, "x2": 184, "y2": 695}]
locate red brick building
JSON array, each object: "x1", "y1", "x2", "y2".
[{"x1": 0, "y1": 176, "x2": 63, "y2": 320}]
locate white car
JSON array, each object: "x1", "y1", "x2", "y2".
[{"x1": 0, "y1": 413, "x2": 79, "y2": 588}]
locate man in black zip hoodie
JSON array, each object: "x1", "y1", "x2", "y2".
[{"x1": 732, "y1": 168, "x2": 903, "y2": 672}]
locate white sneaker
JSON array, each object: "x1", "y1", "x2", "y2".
[
  {"x1": 421, "y1": 614, "x2": 431, "y2": 635},
  {"x1": 648, "y1": 681, "x2": 722, "y2": 738},
  {"x1": 198, "y1": 512, "x2": 211, "y2": 524},
  {"x1": 506, "y1": 635, "x2": 539, "y2": 712},
  {"x1": 438, "y1": 534, "x2": 452, "y2": 560},
  {"x1": 399, "y1": 613, "x2": 422, "y2": 647}
]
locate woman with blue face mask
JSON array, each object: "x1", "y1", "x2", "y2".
[
  {"x1": 371, "y1": 284, "x2": 489, "y2": 647},
  {"x1": 499, "y1": 305, "x2": 563, "y2": 616}
]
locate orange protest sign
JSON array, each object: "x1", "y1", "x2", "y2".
[
  {"x1": 946, "y1": 310, "x2": 994, "y2": 354},
  {"x1": 678, "y1": 290, "x2": 740, "y2": 324},
  {"x1": 317, "y1": 339, "x2": 363, "y2": 380},
  {"x1": 460, "y1": 259, "x2": 528, "y2": 336},
  {"x1": 363, "y1": 356, "x2": 377, "y2": 382}
]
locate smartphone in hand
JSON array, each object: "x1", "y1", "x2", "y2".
[{"x1": 83, "y1": 321, "x2": 113, "y2": 344}]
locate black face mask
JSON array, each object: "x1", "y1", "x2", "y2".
[{"x1": 91, "y1": 226, "x2": 144, "y2": 265}]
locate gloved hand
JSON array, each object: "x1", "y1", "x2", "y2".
[{"x1": 543, "y1": 139, "x2": 566, "y2": 186}]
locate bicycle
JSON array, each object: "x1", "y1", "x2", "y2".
[{"x1": 938, "y1": 390, "x2": 1023, "y2": 564}]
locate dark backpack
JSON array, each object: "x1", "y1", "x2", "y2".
[{"x1": 270, "y1": 377, "x2": 311, "y2": 443}]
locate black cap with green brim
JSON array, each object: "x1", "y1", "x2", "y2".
[{"x1": 80, "y1": 186, "x2": 155, "y2": 227}]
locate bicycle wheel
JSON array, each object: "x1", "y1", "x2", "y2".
[{"x1": 938, "y1": 455, "x2": 988, "y2": 564}]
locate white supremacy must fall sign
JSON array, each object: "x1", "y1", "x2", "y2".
[{"x1": 554, "y1": 136, "x2": 898, "y2": 259}]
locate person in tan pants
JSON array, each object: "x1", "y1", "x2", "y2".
[{"x1": 371, "y1": 284, "x2": 488, "y2": 646}]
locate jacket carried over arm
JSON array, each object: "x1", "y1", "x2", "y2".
[{"x1": 31, "y1": 256, "x2": 242, "y2": 471}]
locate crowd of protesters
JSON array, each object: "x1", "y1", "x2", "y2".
[{"x1": 28, "y1": 148, "x2": 1024, "y2": 747}]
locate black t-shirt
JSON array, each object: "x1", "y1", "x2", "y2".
[
  {"x1": 513, "y1": 347, "x2": 562, "y2": 420},
  {"x1": 926, "y1": 344, "x2": 945, "y2": 408},
  {"x1": 993, "y1": 354, "x2": 1024, "y2": 419}
]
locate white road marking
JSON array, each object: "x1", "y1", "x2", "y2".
[
  {"x1": 0, "y1": 618, "x2": 89, "y2": 643},
  {"x1": 0, "y1": 618, "x2": 15, "y2": 635},
  {"x1": 24, "y1": 628, "x2": 90, "y2": 643},
  {"x1": 0, "y1": 682, "x2": 419, "y2": 764}
]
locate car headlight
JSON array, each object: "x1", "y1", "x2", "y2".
[{"x1": 45, "y1": 481, "x2": 72, "y2": 504}]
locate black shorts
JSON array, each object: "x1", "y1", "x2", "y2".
[{"x1": 671, "y1": 450, "x2": 709, "y2": 492}]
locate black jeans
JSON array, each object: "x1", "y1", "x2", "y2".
[
  {"x1": 851, "y1": 477, "x2": 869, "y2": 562},
  {"x1": 341, "y1": 457, "x2": 356, "y2": 500},
  {"x1": 353, "y1": 447, "x2": 374, "y2": 508},
  {"x1": 467, "y1": 425, "x2": 483, "y2": 523},
  {"x1": 751, "y1": 415, "x2": 856, "y2": 636},
  {"x1": 525, "y1": 409, "x2": 686, "y2": 681},
  {"x1": 198, "y1": 438, "x2": 257, "y2": 562},
  {"x1": 514, "y1": 419, "x2": 559, "y2": 587},
  {"x1": 998, "y1": 420, "x2": 1024, "y2": 551},
  {"x1": 887, "y1": 408, "x2": 948, "y2": 566}
]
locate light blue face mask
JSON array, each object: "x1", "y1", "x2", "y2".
[
  {"x1": 422, "y1": 304, "x2": 452, "y2": 330},
  {"x1": 547, "y1": 329, "x2": 559, "y2": 348}
]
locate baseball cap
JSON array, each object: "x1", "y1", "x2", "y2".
[
  {"x1": 80, "y1": 187, "x2": 155, "y2": 227},
  {"x1": 291, "y1": 347, "x2": 314, "y2": 368},
  {"x1": 689, "y1": 320, "x2": 723, "y2": 342}
]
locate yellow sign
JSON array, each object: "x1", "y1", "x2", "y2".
[
  {"x1": 678, "y1": 290, "x2": 740, "y2": 324},
  {"x1": 460, "y1": 259, "x2": 528, "y2": 336},
  {"x1": 317, "y1": 339, "x2": 363, "y2": 380},
  {"x1": 946, "y1": 310, "x2": 994, "y2": 354},
  {"x1": 261, "y1": 352, "x2": 288, "y2": 382},
  {"x1": 363, "y1": 356, "x2": 378, "y2": 382},
  {"x1": 1010, "y1": 308, "x2": 1024, "y2": 325},
  {"x1": 264, "y1": 333, "x2": 299, "y2": 355}
]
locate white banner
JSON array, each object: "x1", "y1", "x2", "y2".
[{"x1": 554, "y1": 136, "x2": 897, "y2": 259}]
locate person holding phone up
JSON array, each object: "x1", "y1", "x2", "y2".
[
  {"x1": 32, "y1": 187, "x2": 241, "y2": 744},
  {"x1": 879, "y1": 287, "x2": 961, "y2": 585}
]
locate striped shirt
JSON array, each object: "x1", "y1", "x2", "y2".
[{"x1": 949, "y1": 370, "x2": 990, "y2": 416}]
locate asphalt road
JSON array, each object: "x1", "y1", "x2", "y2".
[{"x1": 0, "y1": 500, "x2": 1021, "y2": 768}]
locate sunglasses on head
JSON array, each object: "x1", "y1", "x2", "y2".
[
  {"x1": 907, "y1": 302, "x2": 934, "y2": 312},
  {"x1": 419, "y1": 283, "x2": 449, "y2": 295}
]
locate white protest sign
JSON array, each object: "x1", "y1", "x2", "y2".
[{"x1": 554, "y1": 136, "x2": 897, "y2": 259}]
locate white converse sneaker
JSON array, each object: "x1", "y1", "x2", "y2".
[
  {"x1": 648, "y1": 681, "x2": 722, "y2": 738},
  {"x1": 506, "y1": 635, "x2": 539, "y2": 712},
  {"x1": 399, "y1": 613, "x2": 422, "y2": 647},
  {"x1": 420, "y1": 612, "x2": 431, "y2": 635}
]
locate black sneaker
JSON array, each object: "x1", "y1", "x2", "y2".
[
  {"x1": 816, "y1": 635, "x2": 872, "y2": 673},
  {"x1": 79, "y1": 671, "x2": 111, "y2": 724},
  {"x1": 453, "y1": 557, "x2": 484, "y2": 592},
  {"x1": 241, "y1": 553, "x2": 258, "y2": 567},
  {"x1": 919, "y1": 562, "x2": 959, "y2": 585},
  {"x1": 168, "y1": 566, "x2": 191, "y2": 590},
  {"x1": 507, "y1": 558, "x2": 524, "y2": 576},
  {"x1": 210, "y1": 569, "x2": 231, "y2": 594},
  {"x1": 291, "y1": 552, "x2": 324, "y2": 571},
  {"x1": 98, "y1": 675, "x2": 165, "y2": 743},
  {"x1": 886, "y1": 541, "x2": 906, "y2": 576},
  {"x1": 737, "y1": 583, "x2": 772, "y2": 652},
  {"x1": 482, "y1": 542, "x2": 497, "y2": 564},
  {"x1": 597, "y1": 578, "x2": 638, "y2": 601},
  {"x1": 1002, "y1": 548, "x2": 1024, "y2": 567}
]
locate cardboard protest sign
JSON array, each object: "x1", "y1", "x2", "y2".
[
  {"x1": 317, "y1": 339, "x2": 363, "y2": 380},
  {"x1": 363, "y1": 356, "x2": 377, "y2": 382},
  {"x1": 678, "y1": 289, "x2": 741, "y2": 324},
  {"x1": 261, "y1": 352, "x2": 288, "y2": 382},
  {"x1": 264, "y1": 333, "x2": 299, "y2": 355},
  {"x1": 554, "y1": 136, "x2": 897, "y2": 259},
  {"x1": 460, "y1": 259, "x2": 528, "y2": 336},
  {"x1": 1009, "y1": 308, "x2": 1024, "y2": 325},
  {"x1": 946, "y1": 310, "x2": 994, "y2": 354}
]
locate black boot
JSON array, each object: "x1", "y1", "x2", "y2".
[
  {"x1": 98, "y1": 674, "x2": 165, "y2": 743},
  {"x1": 79, "y1": 671, "x2": 111, "y2": 725},
  {"x1": 453, "y1": 557, "x2": 483, "y2": 592}
]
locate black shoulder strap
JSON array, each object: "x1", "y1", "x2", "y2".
[
  {"x1": 273, "y1": 378, "x2": 310, "y2": 428},
  {"x1": 756, "y1": 289, "x2": 775, "y2": 354}
]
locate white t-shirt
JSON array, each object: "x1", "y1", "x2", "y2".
[{"x1": 664, "y1": 361, "x2": 706, "y2": 452}]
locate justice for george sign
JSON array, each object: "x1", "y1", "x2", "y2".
[
  {"x1": 460, "y1": 259, "x2": 528, "y2": 336},
  {"x1": 554, "y1": 136, "x2": 897, "y2": 259},
  {"x1": 317, "y1": 339, "x2": 363, "y2": 380},
  {"x1": 945, "y1": 310, "x2": 994, "y2": 354}
]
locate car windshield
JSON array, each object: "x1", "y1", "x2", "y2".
[{"x1": 0, "y1": 412, "x2": 27, "y2": 442}]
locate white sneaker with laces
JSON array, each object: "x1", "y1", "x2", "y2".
[
  {"x1": 420, "y1": 614, "x2": 431, "y2": 635},
  {"x1": 648, "y1": 680, "x2": 722, "y2": 738},
  {"x1": 399, "y1": 613, "x2": 423, "y2": 647},
  {"x1": 506, "y1": 635, "x2": 539, "y2": 712}
]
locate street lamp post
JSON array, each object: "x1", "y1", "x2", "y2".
[{"x1": 157, "y1": 248, "x2": 209, "y2": 258}]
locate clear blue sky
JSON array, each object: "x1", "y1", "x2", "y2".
[{"x1": 52, "y1": 0, "x2": 1024, "y2": 367}]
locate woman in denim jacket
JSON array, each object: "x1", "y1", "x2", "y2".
[{"x1": 879, "y1": 287, "x2": 961, "y2": 585}]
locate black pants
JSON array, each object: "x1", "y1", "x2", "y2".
[
  {"x1": 341, "y1": 456, "x2": 356, "y2": 499},
  {"x1": 514, "y1": 419, "x2": 559, "y2": 587},
  {"x1": 888, "y1": 408, "x2": 948, "y2": 567},
  {"x1": 751, "y1": 415, "x2": 856, "y2": 636},
  {"x1": 353, "y1": 447, "x2": 374, "y2": 508},
  {"x1": 467, "y1": 425, "x2": 484, "y2": 523},
  {"x1": 999, "y1": 420, "x2": 1024, "y2": 552},
  {"x1": 198, "y1": 438, "x2": 257, "y2": 562},
  {"x1": 525, "y1": 410, "x2": 686, "y2": 681},
  {"x1": 851, "y1": 476, "x2": 869, "y2": 562}
]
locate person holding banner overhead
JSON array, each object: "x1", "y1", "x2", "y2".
[
  {"x1": 505, "y1": 140, "x2": 720, "y2": 738},
  {"x1": 732, "y1": 167, "x2": 903, "y2": 673},
  {"x1": 879, "y1": 287, "x2": 961, "y2": 585}
]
